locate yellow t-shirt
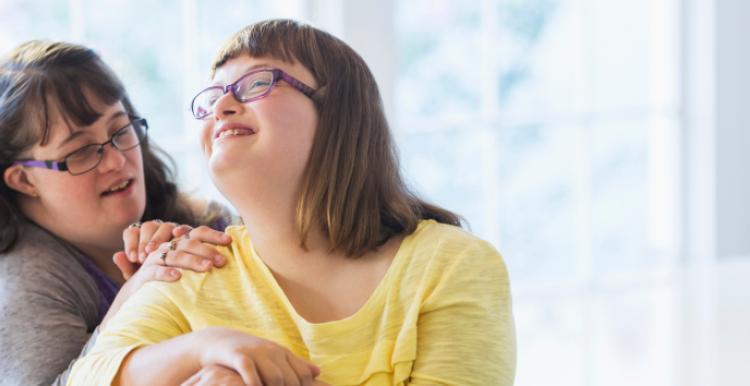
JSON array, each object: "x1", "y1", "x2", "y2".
[{"x1": 68, "y1": 220, "x2": 516, "y2": 385}]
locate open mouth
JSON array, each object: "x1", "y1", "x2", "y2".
[
  {"x1": 101, "y1": 179, "x2": 133, "y2": 196},
  {"x1": 215, "y1": 127, "x2": 256, "y2": 140}
]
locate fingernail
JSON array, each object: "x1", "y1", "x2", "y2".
[
  {"x1": 202, "y1": 259, "x2": 212, "y2": 268},
  {"x1": 214, "y1": 255, "x2": 225, "y2": 265},
  {"x1": 139, "y1": 252, "x2": 146, "y2": 261},
  {"x1": 169, "y1": 269, "x2": 180, "y2": 277},
  {"x1": 145, "y1": 242, "x2": 155, "y2": 253},
  {"x1": 128, "y1": 251, "x2": 136, "y2": 261}
]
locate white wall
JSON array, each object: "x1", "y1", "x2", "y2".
[
  {"x1": 714, "y1": 0, "x2": 750, "y2": 259},
  {"x1": 306, "y1": 0, "x2": 395, "y2": 118},
  {"x1": 683, "y1": 0, "x2": 750, "y2": 262}
]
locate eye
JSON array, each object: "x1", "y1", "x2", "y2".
[
  {"x1": 66, "y1": 144, "x2": 99, "y2": 162},
  {"x1": 248, "y1": 79, "x2": 271, "y2": 90}
]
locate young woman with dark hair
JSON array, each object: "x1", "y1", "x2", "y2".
[{"x1": 0, "y1": 41, "x2": 233, "y2": 385}]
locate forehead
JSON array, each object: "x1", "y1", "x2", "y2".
[
  {"x1": 212, "y1": 54, "x2": 315, "y2": 87},
  {"x1": 43, "y1": 98, "x2": 126, "y2": 144}
]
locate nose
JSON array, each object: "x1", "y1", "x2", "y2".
[
  {"x1": 212, "y1": 88, "x2": 243, "y2": 120},
  {"x1": 96, "y1": 142, "x2": 127, "y2": 173}
]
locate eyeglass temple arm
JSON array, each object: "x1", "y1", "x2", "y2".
[
  {"x1": 12, "y1": 159, "x2": 69, "y2": 172},
  {"x1": 277, "y1": 71, "x2": 316, "y2": 97}
]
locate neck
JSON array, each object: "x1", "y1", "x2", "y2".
[
  {"x1": 21, "y1": 199, "x2": 125, "y2": 284},
  {"x1": 220, "y1": 177, "x2": 331, "y2": 265}
]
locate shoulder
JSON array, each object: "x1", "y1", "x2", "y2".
[
  {"x1": 396, "y1": 221, "x2": 512, "y2": 319},
  {"x1": 0, "y1": 223, "x2": 100, "y2": 383},
  {"x1": 396, "y1": 220, "x2": 510, "y2": 297},
  {"x1": 144, "y1": 225, "x2": 250, "y2": 298},
  {"x1": 1, "y1": 222, "x2": 90, "y2": 283},
  {"x1": 0, "y1": 222, "x2": 98, "y2": 315},
  {"x1": 405, "y1": 220, "x2": 505, "y2": 269},
  {"x1": 181, "y1": 194, "x2": 239, "y2": 230}
]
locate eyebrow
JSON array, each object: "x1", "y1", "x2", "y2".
[
  {"x1": 212, "y1": 63, "x2": 273, "y2": 86},
  {"x1": 57, "y1": 110, "x2": 129, "y2": 149}
]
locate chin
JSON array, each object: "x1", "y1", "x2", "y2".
[
  {"x1": 207, "y1": 149, "x2": 244, "y2": 176},
  {"x1": 116, "y1": 199, "x2": 146, "y2": 225}
]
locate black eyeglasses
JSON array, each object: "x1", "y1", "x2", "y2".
[
  {"x1": 13, "y1": 117, "x2": 149, "y2": 176},
  {"x1": 190, "y1": 68, "x2": 316, "y2": 120}
]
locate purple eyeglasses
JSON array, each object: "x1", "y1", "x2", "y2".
[{"x1": 190, "y1": 68, "x2": 317, "y2": 120}]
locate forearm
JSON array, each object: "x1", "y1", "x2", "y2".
[{"x1": 114, "y1": 332, "x2": 201, "y2": 386}]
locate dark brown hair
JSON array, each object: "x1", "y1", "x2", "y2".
[
  {"x1": 0, "y1": 41, "x2": 202, "y2": 253},
  {"x1": 211, "y1": 19, "x2": 461, "y2": 257}
]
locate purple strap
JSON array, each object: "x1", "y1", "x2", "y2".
[{"x1": 78, "y1": 258, "x2": 120, "y2": 325}]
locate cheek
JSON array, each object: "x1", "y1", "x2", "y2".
[
  {"x1": 266, "y1": 103, "x2": 318, "y2": 150},
  {"x1": 200, "y1": 122, "x2": 214, "y2": 156},
  {"x1": 128, "y1": 147, "x2": 145, "y2": 170},
  {"x1": 40, "y1": 175, "x2": 97, "y2": 208}
]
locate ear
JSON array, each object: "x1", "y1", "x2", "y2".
[{"x1": 3, "y1": 164, "x2": 38, "y2": 198}]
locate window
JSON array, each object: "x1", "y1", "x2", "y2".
[
  {"x1": 1, "y1": 1, "x2": 685, "y2": 384},
  {"x1": 395, "y1": 0, "x2": 680, "y2": 385},
  {"x1": 0, "y1": 0, "x2": 305, "y2": 204}
]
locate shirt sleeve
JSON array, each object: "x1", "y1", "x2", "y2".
[
  {"x1": 66, "y1": 282, "x2": 191, "y2": 386},
  {"x1": 409, "y1": 239, "x2": 516, "y2": 386},
  {"x1": 53, "y1": 327, "x2": 100, "y2": 386},
  {"x1": 0, "y1": 253, "x2": 98, "y2": 386}
]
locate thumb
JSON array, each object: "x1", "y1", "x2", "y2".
[
  {"x1": 113, "y1": 251, "x2": 137, "y2": 280},
  {"x1": 172, "y1": 225, "x2": 191, "y2": 238}
]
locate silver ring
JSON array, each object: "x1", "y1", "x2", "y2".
[
  {"x1": 160, "y1": 250, "x2": 168, "y2": 264},
  {"x1": 128, "y1": 222, "x2": 142, "y2": 229},
  {"x1": 153, "y1": 219, "x2": 164, "y2": 225},
  {"x1": 169, "y1": 239, "x2": 178, "y2": 251}
]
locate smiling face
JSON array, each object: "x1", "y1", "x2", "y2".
[
  {"x1": 16, "y1": 97, "x2": 146, "y2": 252},
  {"x1": 200, "y1": 54, "x2": 319, "y2": 203}
]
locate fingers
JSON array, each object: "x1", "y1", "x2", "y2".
[
  {"x1": 256, "y1": 358, "x2": 289, "y2": 386},
  {"x1": 135, "y1": 221, "x2": 161, "y2": 262},
  {"x1": 172, "y1": 224, "x2": 193, "y2": 238},
  {"x1": 121, "y1": 262, "x2": 181, "y2": 296},
  {"x1": 139, "y1": 263, "x2": 181, "y2": 283},
  {"x1": 234, "y1": 357, "x2": 263, "y2": 386},
  {"x1": 124, "y1": 222, "x2": 230, "y2": 266},
  {"x1": 286, "y1": 352, "x2": 315, "y2": 386},
  {"x1": 181, "y1": 365, "x2": 245, "y2": 386},
  {"x1": 177, "y1": 238, "x2": 227, "y2": 267},
  {"x1": 112, "y1": 251, "x2": 137, "y2": 280},
  {"x1": 123, "y1": 225, "x2": 142, "y2": 263},
  {"x1": 146, "y1": 239, "x2": 225, "y2": 272},
  {"x1": 144, "y1": 221, "x2": 178, "y2": 255},
  {"x1": 187, "y1": 225, "x2": 233, "y2": 246},
  {"x1": 180, "y1": 370, "x2": 200, "y2": 386},
  {"x1": 256, "y1": 350, "x2": 315, "y2": 386}
]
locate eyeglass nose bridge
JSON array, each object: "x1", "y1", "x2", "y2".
[
  {"x1": 212, "y1": 83, "x2": 241, "y2": 113},
  {"x1": 222, "y1": 83, "x2": 236, "y2": 95},
  {"x1": 93, "y1": 136, "x2": 128, "y2": 164}
]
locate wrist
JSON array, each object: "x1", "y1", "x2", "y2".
[{"x1": 190, "y1": 327, "x2": 216, "y2": 366}]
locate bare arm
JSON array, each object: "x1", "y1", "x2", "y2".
[
  {"x1": 113, "y1": 332, "x2": 202, "y2": 386},
  {"x1": 113, "y1": 327, "x2": 319, "y2": 386}
]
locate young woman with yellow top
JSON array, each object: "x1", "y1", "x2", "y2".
[{"x1": 69, "y1": 19, "x2": 516, "y2": 386}]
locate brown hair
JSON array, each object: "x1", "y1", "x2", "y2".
[
  {"x1": 0, "y1": 41, "x2": 203, "y2": 253},
  {"x1": 211, "y1": 19, "x2": 461, "y2": 257}
]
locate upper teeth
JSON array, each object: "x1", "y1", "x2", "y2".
[
  {"x1": 108, "y1": 180, "x2": 129, "y2": 192},
  {"x1": 218, "y1": 129, "x2": 252, "y2": 139}
]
